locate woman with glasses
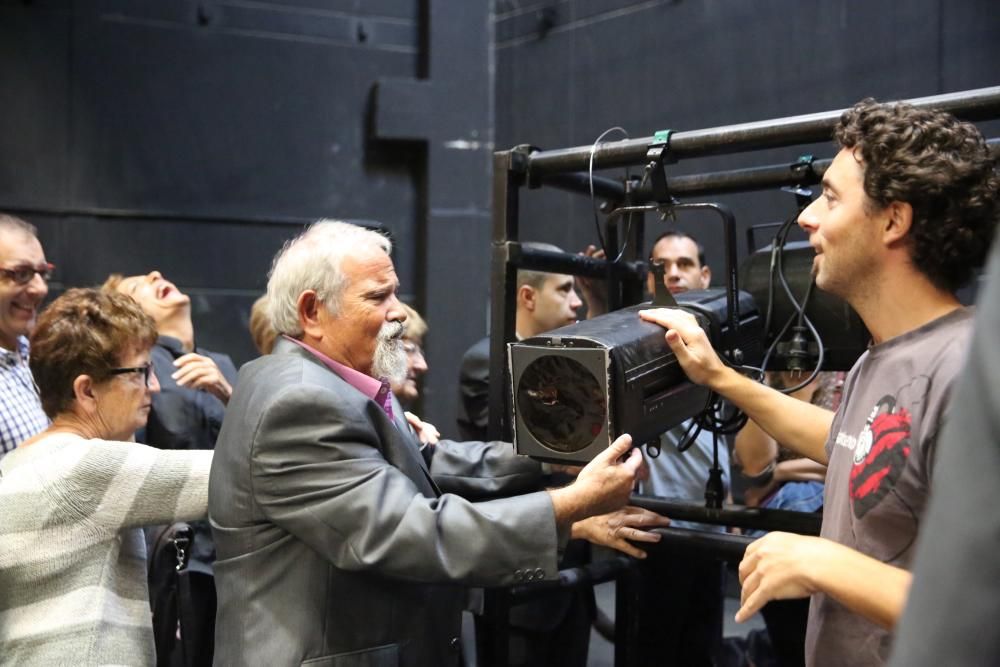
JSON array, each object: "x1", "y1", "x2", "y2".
[
  {"x1": 391, "y1": 303, "x2": 428, "y2": 407},
  {"x1": 390, "y1": 303, "x2": 442, "y2": 445},
  {"x1": 0, "y1": 288, "x2": 211, "y2": 666}
]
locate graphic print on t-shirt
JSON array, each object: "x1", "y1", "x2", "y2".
[{"x1": 848, "y1": 394, "x2": 912, "y2": 519}]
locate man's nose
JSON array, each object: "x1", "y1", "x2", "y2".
[
  {"x1": 148, "y1": 270, "x2": 163, "y2": 282},
  {"x1": 26, "y1": 271, "x2": 48, "y2": 296},
  {"x1": 388, "y1": 296, "x2": 407, "y2": 323},
  {"x1": 412, "y1": 352, "x2": 428, "y2": 373},
  {"x1": 570, "y1": 289, "x2": 583, "y2": 310},
  {"x1": 798, "y1": 198, "x2": 820, "y2": 233},
  {"x1": 148, "y1": 367, "x2": 162, "y2": 394}
]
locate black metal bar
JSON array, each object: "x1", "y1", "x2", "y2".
[
  {"x1": 533, "y1": 159, "x2": 825, "y2": 202},
  {"x1": 645, "y1": 527, "x2": 755, "y2": 564},
  {"x1": 526, "y1": 86, "x2": 1000, "y2": 176},
  {"x1": 509, "y1": 245, "x2": 646, "y2": 282},
  {"x1": 629, "y1": 495, "x2": 823, "y2": 536},
  {"x1": 488, "y1": 149, "x2": 526, "y2": 442},
  {"x1": 482, "y1": 150, "x2": 527, "y2": 664},
  {"x1": 605, "y1": 213, "x2": 622, "y2": 311},
  {"x1": 671, "y1": 202, "x2": 740, "y2": 337},
  {"x1": 622, "y1": 183, "x2": 646, "y2": 307},
  {"x1": 533, "y1": 138, "x2": 999, "y2": 204},
  {"x1": 537, "y1": 171, "x2": 626, "y2": 199},
  {"x1": 653, "y1": 158, "x2": 830, "y2": 200}
]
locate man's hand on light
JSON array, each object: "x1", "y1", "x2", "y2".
[
  {"x1": 639, "y1": 308, "x2": 727, "y2": 388},
  {"x1": 572, "y1": 506, "x2": 670, "y2": 559}
]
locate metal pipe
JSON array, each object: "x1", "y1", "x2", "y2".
[
  {"x1": 532, "y1": 137, "x2": 999, "y2": 203},
  {"x1": 526, "y1": 86, "x2": 1000, "y2": 177},
  {"x1": 657, "y1": 159, "x2": 829, "y2": 199},
  {"x1": 645, "y1": 527, "x2": 755, "y2": 563},
  {"x1": 630, "y1": 495, "x2": 822, "y2": 535},
  {"x1": 510, "y1": 244, "x2": 645, "y2": 281},
  {"x1": 671, "y1": 202, "x2": 740, "y2": 335},
  {"x1": 487, "y1": 149, "x2": 525, "y2": 442},
  {"x1": 538, "y1": 171, "x2": 626, "y2": 199}
]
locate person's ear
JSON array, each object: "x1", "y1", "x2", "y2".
[
  {"x1": 883, "y1": 201, "x2": 913, "y2": 247},
  {"x1": 518, "y1": 284, "x2": 537, "y2": 312},
  {"x1": 72, "y1": 374, "x2": 99, "y2": 413},
  {"x1": 700, "y1": 265, "x2": 712, "y2": 289},
  {"x1": 298, "y1": 290, "x2": 325, "y2": 339}
]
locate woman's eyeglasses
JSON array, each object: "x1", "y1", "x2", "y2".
[
  {"x1": 402, "y1": 341, "x2": 424, "y2": 358},
  {"x1": 0, "y1": 262, "x2": 55, "y2": 286},
  {"x1": 107, "y1": 363, "x2": 154, "y2": 387}
]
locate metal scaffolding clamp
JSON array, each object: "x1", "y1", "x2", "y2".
[
  {"x1": 783, "y1": 153, "x2": 816, "y2": 208},
  {"x1": 645, "y1": 129, "x2": 676, "y2": 202}
]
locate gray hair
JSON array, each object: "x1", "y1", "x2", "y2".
[
  {"x1": 517, "y1": 242, "x2": 565, "y2": 290},
  {"x1": 0, "y1": 213, "x2": 38, "y2": 239},
  {"x1": 266, "y1": 219, "x2": 392, "y2": 336}
]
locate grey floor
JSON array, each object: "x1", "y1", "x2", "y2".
[{"x1": 586, "y1": 571, "x2": 767, "y2": 667}]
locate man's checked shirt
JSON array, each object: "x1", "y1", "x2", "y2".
[{"x1": 0, "y1": 336, "x2": 49, "y2": 458}]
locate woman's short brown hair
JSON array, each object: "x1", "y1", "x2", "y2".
[
  {"x1": 400, "y1": 303, "x2": 427, "y2": 342},
  {"x1": 249, "y1": 294, "x2": 278, "y2": 355},
  {"x1": 30, "y1": 288, "x2": 158, "y2": 418}
]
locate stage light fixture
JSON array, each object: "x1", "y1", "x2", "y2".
[{"x1": 509, "y1": 289, "x2": 762, "y2": 463}]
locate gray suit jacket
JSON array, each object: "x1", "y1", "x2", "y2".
[{"x1": 209, "y1": 339, "x2": 560, "y2": 667}]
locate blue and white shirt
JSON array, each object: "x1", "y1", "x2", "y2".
[{"x1": 0, "y1": 336, "x2": 49, "y2": 458}]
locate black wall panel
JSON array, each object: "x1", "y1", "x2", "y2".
[
  {"x1": 69, "y1": 5, "x2": 416, "y2": 222},
  {"x1": 0, "y1": 0, "x2": 427, "y2": 392},
  {"x1": 1, "y1": 0, "x2": 497, "y2": 434},
  {"x1": 495, "y1": 0, "x2": 1000, "y2": 278},
  {"x1": 0, "y1": 4, "x2": 72, "y2": 209}
]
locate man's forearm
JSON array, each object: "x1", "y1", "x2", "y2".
[
  {"x1": 734, "y1": 418, "x2": 779, "y2": 475},
  {"x1": 714, "y1": 367, "x2": 834, "y2": 464},
  {"x1": 811, "y1": 541, "x2": 912, "y2": 630},
  {"x1": 547, "y1": 485, "x2": 588, "y2": 527}
]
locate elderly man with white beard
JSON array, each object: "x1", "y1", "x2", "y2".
[{"x1": 208, "y1": 220, "x2": 666, "y2": 667}]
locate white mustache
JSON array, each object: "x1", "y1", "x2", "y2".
[{"x1": 378, "y1": 321, "x2": 405, "y2": 342}]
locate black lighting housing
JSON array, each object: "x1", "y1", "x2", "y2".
[{"x1": 509, "y1": 289, "x2": 762, "y2": 463}]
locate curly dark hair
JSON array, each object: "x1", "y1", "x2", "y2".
[
  {"x1": 30, "y1": 288, "x2": 157, "y2": 418},
  {"x1": 835, "y1": 99, "x2": 999, "y2": 292}
]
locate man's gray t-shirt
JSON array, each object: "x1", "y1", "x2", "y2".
[{"x1": 805, "y1": 307, "x2": 973, "y2": 667}]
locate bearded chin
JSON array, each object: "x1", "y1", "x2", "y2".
[{"x1": 372, "y1": 325, "x2": 408, "y2": 384}]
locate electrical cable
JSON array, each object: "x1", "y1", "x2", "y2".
[
  {"x1": 757, "y1": 211, "x2": 826, "y2": 394},
  {"x1": 588, "y1": 127, "x2": 640, "y2": 263}
]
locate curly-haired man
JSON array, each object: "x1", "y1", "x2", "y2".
[{"x1": 639, "y1": 98, "x2": 998, "y2": 667}]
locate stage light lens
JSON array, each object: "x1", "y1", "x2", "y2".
[{"x1": 516, "y1": 355, "x2": 607, "y2": 453}]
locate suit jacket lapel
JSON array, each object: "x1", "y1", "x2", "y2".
[
  {"x1": 280, "y1": 340, "x2": 442, "y2": 497},
  {"x1": 390, "y1": 395, "x2": 442, "y2": 496}
]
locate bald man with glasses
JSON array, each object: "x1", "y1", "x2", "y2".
[{"x1": 0, "y1": 213, "x2": 52, "y2": 458}]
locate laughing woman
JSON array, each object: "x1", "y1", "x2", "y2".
[{"x1": 0, "y1": 288, "x2": 212, "y2": 665}]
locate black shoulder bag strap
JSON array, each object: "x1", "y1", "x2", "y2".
[{"x1": 150, "y1": 523, "x2": 195, "y2": 667}]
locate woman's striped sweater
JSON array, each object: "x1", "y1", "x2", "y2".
[{"x1": 0, "y1": 434, "x2": 211, "y2": 666}]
